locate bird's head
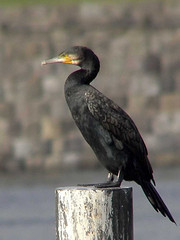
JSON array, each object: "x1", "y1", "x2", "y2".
[
  {"x1": 41, "y1": 46, "x2": 100, "y2": 71},
  {"x1": 42, "y1": 46, "x2": 89, "y2": 66}
]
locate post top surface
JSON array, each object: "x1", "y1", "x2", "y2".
[{"x1": 56, "y1": 186, "x2": 132, "y2": 192}]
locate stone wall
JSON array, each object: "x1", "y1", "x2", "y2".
[{"x1": 0, "y1": 1, "x2": 180, "y2": 171}]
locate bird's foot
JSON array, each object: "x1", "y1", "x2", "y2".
[
  {"x1": 77, "y1": 181, "x2": 120, "y2": 188},
  {"x1": 95, "y1": 181, "x2": 121, "y2": 188},
  {"x1": 77, "y1": 172, "x2": 116, "y2": 188},
  {"x1": 77, "y1": 172, "x2": 121, "y2": 188},
  {"x1": 77, "y1": 170, "x2": 124, "y2": 188}
]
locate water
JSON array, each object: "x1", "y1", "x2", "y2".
[{"x1": 0, "y1": 168, "x2": 179, "y2": 240}]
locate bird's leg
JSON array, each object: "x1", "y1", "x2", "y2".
[
  {"x1": 94, "y1": 168, "x2": 124, "y2": 188},
  {"x1": 107, "y1": 172, "x2": 114, "y2": 183},
  {"x1": 116, "y1": 168, "x2": 124, "y2": 187},
  {"x1": 77, "y1": 172, "x2": 114, "y2": 187}
]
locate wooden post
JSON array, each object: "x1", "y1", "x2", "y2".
[{"x1": 56, "y1": 186, "x2": 133, "y2": 240}]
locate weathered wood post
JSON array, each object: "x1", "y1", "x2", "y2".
[{"x1": 56, "y1": 186, "x2": 133, "y2": 240}]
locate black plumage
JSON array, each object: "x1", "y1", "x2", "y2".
[{"x1": 42, "y1": 46, "x2": 175, "y2": 223}]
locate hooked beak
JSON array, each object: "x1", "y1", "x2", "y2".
[{"x1": 41, "y1": 53, "x2": 80, "y2": 66}]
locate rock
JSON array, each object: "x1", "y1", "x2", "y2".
[
  {"x1": 41, "y1": 117, "x2": 61, "y2": 140},
  {"x1": 160, "y1": 93, "x2": 180, "y2": 112},
  {"x1": 13, "y1": 138, "x2": 33, "y2": 160},
  {"x1": 152, "y1": 112, "x2": 180, "y2": 135}
]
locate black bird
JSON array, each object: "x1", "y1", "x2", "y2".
[{"x1": 42, "y1": 46, "x2": 175, "y2": 223}]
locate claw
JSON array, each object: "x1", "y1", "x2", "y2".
[{"x1": 77, "y1": 170, "x2": 124, "y2": 188}]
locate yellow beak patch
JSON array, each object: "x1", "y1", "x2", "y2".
[
  {"x1": 41, "y1": 53, "x2": 80, "y2": 66},
  {"x1": 60, "y1": 55, "x2": 73, "y2": 64}
]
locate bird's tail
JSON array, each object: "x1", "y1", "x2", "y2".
[{"x1": 140, "y1": 180, "x2": 176, "y2": 224}]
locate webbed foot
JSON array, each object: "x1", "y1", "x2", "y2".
[{"x1": 77, "y1": 171, "x2": 123, "y2": 188}]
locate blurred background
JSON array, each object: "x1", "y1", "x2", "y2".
[{"x1": 0, "y1": 0, "x2": 179, "y2": 239}]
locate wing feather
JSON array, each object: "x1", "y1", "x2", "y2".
[{"x1": 85, "y1": 88, "x2": 153, "y2": 178}]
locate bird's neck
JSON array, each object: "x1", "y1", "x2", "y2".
[{"x1": 65, "y1": 65, "x2": 99, "y2": 91}]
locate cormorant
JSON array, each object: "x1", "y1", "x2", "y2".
[{"x1": 42, "y1": 46, "x2": 175, "y2": 223}]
